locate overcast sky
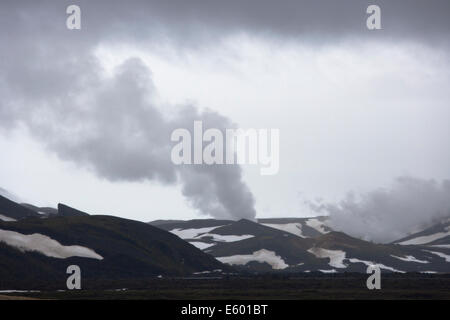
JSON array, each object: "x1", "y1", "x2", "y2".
[{"x1": 0, "y1": 1, "x2": 449, "y2": 233}]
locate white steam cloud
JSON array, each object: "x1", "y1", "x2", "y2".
[
  {"x1": 307, "y1": 177, "x2": 450, "y2": 243},
  {"x1": 0, "y1": 55, "x2": 256, "y2": 220},
  {"x1": 0, "y1": 4, "x2": 256, "y2": 220}
]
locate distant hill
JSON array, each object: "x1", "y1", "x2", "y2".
[
  {"x1": 154, "y1": 218, "x2": 450, "y2": 273},
  {"x1": 21, "y1": 203, "x2": 58, "y2": 216},
  {"x1": 393, "y1": 218, "x2": 450, "y2": 247},
  {"x1": 57, "y1": 203, "x2": 90, "y2": 217}
]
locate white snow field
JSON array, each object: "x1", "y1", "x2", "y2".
[
  {"x1": 217, "y1": 249, "x2": 289, "y2": 270},
  {"x1": 390, "y1": 255, "x2": 429, "y2": 264},
  {"x1": 0, "y1": 214, "x2": 17, "y2": 222},
  {"x1": 170, "y1": 226, "x2": 254, "y2": 243},
  {"x1": 189, "y1": 241, "x2": 216, "y2": 250},
  {"x1": 347, "y1": 258, "x2": 405, "y2": 273},
  {"x1": 0, "y1": 229, "x2": 103, "y2": 260},
  {"x1": 192, "y1": 269, "x2": 222, "y2": 275},
  {"x1": 261, "y1": 223, "x2": 305, "y2": 238},
  {"x1": 305, "y1": 218, "x2": 328, "y2": 234},
  {"x1": 170, "y1": 226, "x2": 225, "y2": 239},
  {"x1": 424, "y1": 250, "x2": 450, "y2": 262},
  {"x1": 307, "y1": 247, "x2": 347, "y2": 268},
  {"x1": 319, "y1": 269, "x2": 337, "y2": 273},
  {"x1": 398, "y1": 227, "x2": 450, "y2": 245}
]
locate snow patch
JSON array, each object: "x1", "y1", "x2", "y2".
[
  {"x1": 261, "y1": 223, "x2": 305, "y2": 238},
  {"x1": 170, "y1": 226, "x2": 223, "y2": 239},
  {"x1": 305, "y1": 218, "x2": 328, "y2": 234},
  {"x1": 390, "y1": 255, "x2": 429, "y2": 264},
  {"x1": 424, "y1": 250, "x2": 450, "y2": 262},
  {"x1": 348, "y1": 258, "x2": 372, "y2": 266},
  {"x1": 189, "y1": 241, "x2": 215, "y2": 250},
  {"x1": 0, "y1": 214, "x2": 16, "y2": 222},
  {"x1": 0, "y1": 229, "x2": 103, "y2": 260},
  {"x1": 170, "y1": 226, "x2": 251, "y2": 243},
  {"x1": 319, "y1": 269, "x2": 337, "y2": 273},
  {"x1": 193, "y1": 269, "x2": 222, "y2": 275},
  {"x1": 217, "y1": 249, "x2": 289, "y2": 270},
  {"x1": 348, "y1": 258, "x2": 405, "y2": 273},
  {"x1": 307, "y1": 247, "x2": 347, "y2": 268},
  {"x1": 398, "y1": 227, "x2": 450, "y2": 245}
]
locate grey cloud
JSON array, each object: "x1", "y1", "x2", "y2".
[
  {"x1": 0, "y1": 188, "x2": 22, "y2": 203},
  {"x1": 2, "y1": 1, "x2": 450, "y2": 50},
  {"x1": 0, "y1": 3, "x2": 257, "y2": 219},
  {"x1": 1, "y1": 0, "x2": 448, "y2": 221},
  {"x1": 72, "y1": 0, "x2": 450, "y2": 45},
  {"x1": 307, "y1": 177, "x2": 450, "y2": 243}
]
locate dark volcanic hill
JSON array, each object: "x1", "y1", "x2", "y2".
[
  {"x1": 0, "y1": 195, "x2": 40, "y2": 220},
  {"x1": 0, "y1": 203, "x2": 228, "y2": 290}
]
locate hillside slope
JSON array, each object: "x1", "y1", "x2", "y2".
[
  {"x1": 155, "y1": 218, "x2": 450, "y2": 273},
  {"x1": 0, "y1": 211, "x2": 227, "y2": 289}
]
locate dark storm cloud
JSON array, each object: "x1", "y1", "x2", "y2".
[
  {"x1": 306, "y1": 177, "x2": 450, "y2": 243},
  {"x1": 3, "y1": 1, "x2": 450, "y2": 48}
]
